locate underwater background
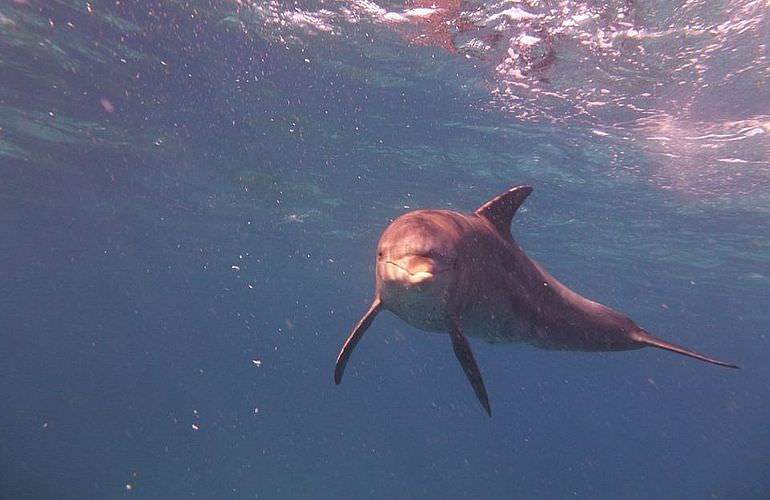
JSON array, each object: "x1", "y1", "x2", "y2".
[{"x1": 1, "y1": 0, "x2": 768, "y2": 498}]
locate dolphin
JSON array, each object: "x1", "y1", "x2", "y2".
[{"x1": 334, "y1": 185, "x2": 738, "y2": 415}]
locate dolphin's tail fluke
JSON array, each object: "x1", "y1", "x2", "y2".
[{"x1": 633, "y1": 329, "x2": 739, "y2": 369}]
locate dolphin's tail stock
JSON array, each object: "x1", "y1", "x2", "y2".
[{"x1": 632, "y1": 329, "x2": 739, "y2": 368}]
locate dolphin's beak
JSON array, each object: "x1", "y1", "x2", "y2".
[{"x1": 385, "y1": 256, "x2": 438, "y2": 285}]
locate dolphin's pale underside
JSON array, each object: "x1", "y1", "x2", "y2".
[{"x1": 334, "y1": 185, "x2": 738, "y2": 415}]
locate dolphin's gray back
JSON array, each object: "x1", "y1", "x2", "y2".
[{"x1": 454, "y1": 213, "x2": 642, "y2": 351}]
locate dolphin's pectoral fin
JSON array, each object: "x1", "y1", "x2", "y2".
[
  {"x1": 632, "y1": 329, "x2": 739, "y2": 369},
  {"x1": 449, "y1": 316, "x2": 492, "y2": 416},
  {"x1": 474, "y1": 185, "x2": 533, "y2": 237},
  {"x1": 334, "y1": 298, "x2": 383, "y2": 384}
]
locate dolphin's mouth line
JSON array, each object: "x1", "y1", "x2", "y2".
[
  {"x1": 385, "y1": 260, "x2": 444, "y2": 276},
  {"x1": 385, "y1": 261, "x2": 418, "y2": 275}
]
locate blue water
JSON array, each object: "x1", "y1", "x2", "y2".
[{"x1": 1, "y1": 1, "x2": 768, "y2": 498}]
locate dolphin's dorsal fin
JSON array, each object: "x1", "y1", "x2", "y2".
[{"x1": 474, "y1": 185, "x2": 533, "y2": 237}]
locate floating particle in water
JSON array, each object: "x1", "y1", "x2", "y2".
[{"x1": 100, "y1": 98, "x2": 115, "y2": 113}]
